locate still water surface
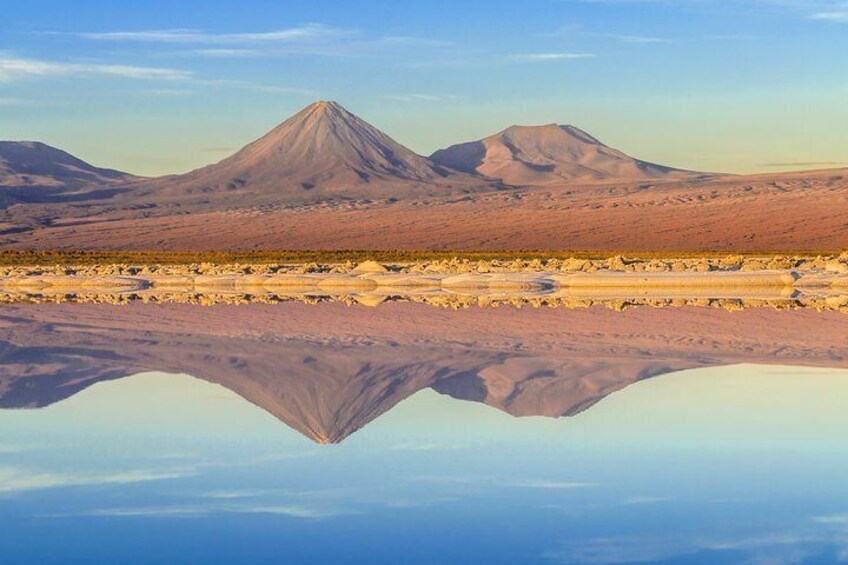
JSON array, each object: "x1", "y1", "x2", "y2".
[{"x1": 1, "y1": 302, "x2": 848, "y2": 564}]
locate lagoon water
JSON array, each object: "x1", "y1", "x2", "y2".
[{"x1": 2, "y1": 301, "x2": 848, "y2": 564}]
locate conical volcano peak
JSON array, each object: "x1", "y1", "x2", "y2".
[
  {"x1": 300, "y1": 100, "x2": 349, "y2": 120},
  {"x1": 143, "y1": 99, "x2": 498, "y2": 204},
  {"x1": 309, "y1": 100, "x2": 343, "y2": 111}
]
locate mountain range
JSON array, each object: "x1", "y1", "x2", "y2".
[
  {"x1": 0, "y1": 101, "x2": 846, "y2": 251},
  {"x1": 1, "y1": 301, "x2": 847, "y2": 444}
]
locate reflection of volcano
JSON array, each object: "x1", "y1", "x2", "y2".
[{"x1": 1, "y1": 303, "x2": 847, "y2": 443}]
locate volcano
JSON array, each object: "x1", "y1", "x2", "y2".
[
  {"x1": 138, "y1": 101, "x2": 489, "y2": 207},
  {"x1": 431, "y1": 123, "x2": 696, "y2": 186}
]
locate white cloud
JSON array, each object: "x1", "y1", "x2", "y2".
[
  {"x1": 79, "y1": 24, "x2": 346, "y2": 44},
  {"x1": 0, "y1": 466, "x2": 196, "y2": 494},
  {"x1": 811, "y1": 513, "x2": 848, "y2": 524},
  {"x1": 810, "y1": 10, "x2": 848, "y2": 21},
  {"x1": 607, "y1": 34, "x2": 669, "y2": 43},
  {"x1": 191, "y1": 48, "x2": 263, "y2": 57},
  {"x1": 72, "y1": 501, "x2": 347, "y2": 520},
  {"x1": 509, "y1": 53, "x2": 596, "y2": 62},
  {"x1": 543, "y1": 522, "x2": 848, "y2": 565},
  {"x1": 0, "y1": 54, "x2": 191, "y2": 83},
  {"x1": 86, "y1": 506, "x2": 209, "y2": 518}
]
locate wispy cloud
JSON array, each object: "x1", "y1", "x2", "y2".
[
  {"x1": 0, "y1": 54, "x2": 191, "y2": 83},
  {"x1": 544, "y1": 24, "x2": 669, "y2": 44},
  {"x1": 74, "y1": 26, "x2": 448, "y2": 56},
  {"x1": 410, "y1": 475, "x2": 595, "y2": 491},
  {"x1": 810, "y1": 10, "x2": 848, "y2": 22},
  {"x1": 0, "y1": 466, "x2": 196, "y2": 494},
  {"x1": 543, "y1": 529, "x2": 825, "y2": 565},
  {"x1": 64, "y1": 501, "x2": 349, "y2": 520},
  {"x1": 509, "y1": 53, "x2": 595, "y2": 62},
  {"x1": 812, "y1": 513, "x2": 848, "y2": 524},
  {"x1": 78, "y1": 25, "x2": 347, "y2": 44},
  {"x1": 191, "y1": 48, "x2": 264, "y2": 57},
  {"x1": 606, "y1": 33, "x2": 668, "y2": 44},
  {"x1": 85, "y1": 506, "x2": 209, "y2": 518}
]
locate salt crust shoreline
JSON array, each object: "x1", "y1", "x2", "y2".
[
  {"x1": 2, "y1": 255, "x2": 848, "y2": 290},
  {"x1": 1, "y1": 256, "x2": 848, "y2": 311}
]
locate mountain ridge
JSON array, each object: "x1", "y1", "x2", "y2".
[{"x1": 0, "y1": 141, "x2": 135, "y2": 188}]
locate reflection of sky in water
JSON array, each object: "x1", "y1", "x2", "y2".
[{"x1": 2, "y1": 365, "x2": 848, "y2": 564}]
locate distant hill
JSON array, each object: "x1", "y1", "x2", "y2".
[
  {"x1": 0, "y1": 141, "x2": 133, "y2": 188},
  {"x1": 431, "y1": 124, "x2": 696, "y2": 185}
]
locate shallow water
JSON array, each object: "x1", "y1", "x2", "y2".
[{"x1": 1, "y1": 302, "x2": 848, "y2": 564}]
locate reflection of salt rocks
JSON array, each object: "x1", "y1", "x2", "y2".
[
  {"x1": 549, "y1": 286, "x2": 797, "y2": 301},
  {"x1": 551, "y1": 271, "x2": 797, "y2": 288},
  {"x1": 352, "y1": 295, "x2": 389, "y2": 308},
  {"x1": 442, "y1": 274, "x2": 492, "y2": 290},
  {"x1": 366, "y1": 273, "x2": 443, "y2": 291},
  {"x1": 192, "y1": 275, "x2": 237, "y2": 288},
  {"x1": 486, "y1": 274, "x2": 551, "y2": 291},
  {"x1": 149, "y1": 276, "x2": 194, "y2": 288},
  {"x1": 233, "y1": 275, "x2": 276, "y2": 287},
  {"x1": 2, "y1": 276, "x2": 143, "y2": 290},
  {"x1": 262, "y1": 275, "x2": 321, "y2": 289},
  {"x1": 316, "y1": 274, "x2": 378, "y2": 291}
]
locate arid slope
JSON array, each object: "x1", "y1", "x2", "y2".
[{"x1": 4, "y1": 167, "x2": 845, "y2": 252}]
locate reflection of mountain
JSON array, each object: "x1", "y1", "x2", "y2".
[{"x1": 1, "y1": 303, "x2": 847, "y2": 443}]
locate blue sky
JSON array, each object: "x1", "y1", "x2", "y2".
[{"x1": 1, "y1": 0, "x2": 847, "y2": 175}]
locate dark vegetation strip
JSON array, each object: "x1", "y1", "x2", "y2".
[{"x1": 0, "y1": 249, "x2": 841, "y2": 266}]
